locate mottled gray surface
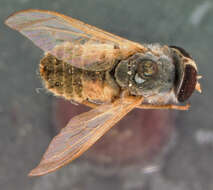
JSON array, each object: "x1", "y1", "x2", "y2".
[{"x1": 0, "y1": 0, "x2": 212, "y2": 190}]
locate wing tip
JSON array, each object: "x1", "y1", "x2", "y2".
[
  {"x1": 28, "y1": 164, "x2": 52, "y2": 177},
  {"x1": 4, "y1": 9, "x2": 54, "y2": 29},
  {"x1": 28, "y1": 167, "x2": 43, "y2": 177},
  {"x1": 28, "y1": 171, "x2": 38, "y2": 177},
  {"x1": 28, "y1": 158, "x2": 65, "y2": 177},
  {"x1": 5, "y1": 9, "x2": 34, "y2": 29},
  {"x1": 4, "y1": 13, "x2": 14, "y2": 28}
]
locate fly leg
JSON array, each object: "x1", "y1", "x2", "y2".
[
  {"x1": 136, "y1": 103, "x2": 190, "y2": 110},
  {"x1": 81, "y1": 100, "x2": 98, "y2": 108}
]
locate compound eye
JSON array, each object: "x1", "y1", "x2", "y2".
[
  {"x1": 138, "y1": 60, "x2": 158, "y2": 79},
  {"x1": 169, "y1": 45, "x2": 192, "y2": 59}
]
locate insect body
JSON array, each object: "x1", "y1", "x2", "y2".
[{"x1": 5, "y1": 9, "x2": 201, "y2": 176}]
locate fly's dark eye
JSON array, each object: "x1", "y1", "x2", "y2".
[
  {"x1": 138, "y1": 60, "x2": 158, "y2": 79},
  {"x1": 169, "y1": 45, "x2": 192, "y2": 59}
]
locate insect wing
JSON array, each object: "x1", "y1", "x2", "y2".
[
  {"x1": 28, "y1": 97, "x2": 143, "y2": 176},
  {"x1": 5, "y1": 9, "x2": 144, "y2": 71}
]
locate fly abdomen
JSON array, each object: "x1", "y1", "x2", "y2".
[
  {"x1": 39, "y1": 54, "x2": 119, "y2": 104},
  {"x1": 40, "y1": 54, "x2": 81, "y2": 100}
]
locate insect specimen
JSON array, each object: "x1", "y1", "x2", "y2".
[{"x1": 5, "y1": 9, "x2": 201, "y2": 176}]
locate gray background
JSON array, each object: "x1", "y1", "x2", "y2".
[{"x1": 0, "y1": 0, "x2": 212, "y2": 190}]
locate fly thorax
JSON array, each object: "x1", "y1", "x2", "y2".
[{"x1": 115, "y1": 51, "x2": 175, "y2": 97}]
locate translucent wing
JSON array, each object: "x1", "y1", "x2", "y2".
[
  {"x1": 28, "y1": 96, "x2": 143, "y2": 176},
  {"x1": 5, "y1": 9, "x2": 144, "y2": 71}
]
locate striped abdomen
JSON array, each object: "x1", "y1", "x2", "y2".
[{"x1": 39, "y1": 54, "x2": 120, "y2": 104}]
